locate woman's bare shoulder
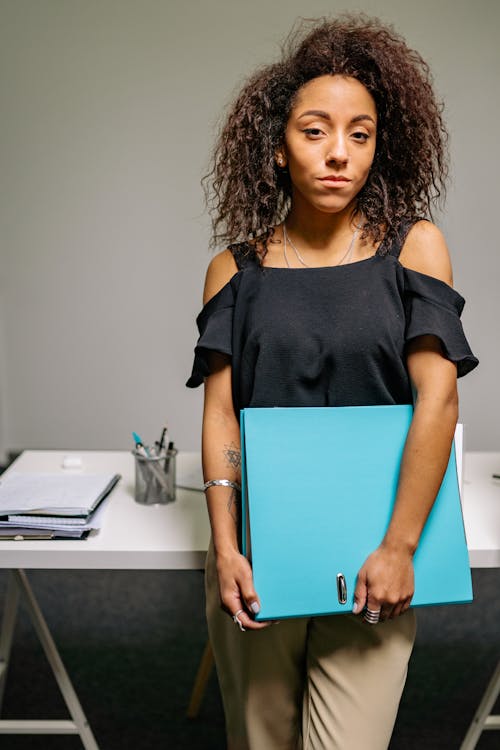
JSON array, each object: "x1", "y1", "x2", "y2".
[
  {"x1": 202, "y1": 249, "x2": 239, "y2": 305},
  {"x1": 399, "y1": 220, "x2": 453, "y2": 286}
]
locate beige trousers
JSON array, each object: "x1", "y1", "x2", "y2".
[{"x1": 206, "y1": 541, "x2": 417, "y2": 750}]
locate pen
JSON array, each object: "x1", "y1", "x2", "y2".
[
  {"x1": 132, "y1": 432, "x2": 150, "y2": 458},
  {"x1": 164, "y1": 441, "x2": 175, "y2": 473},
  {"x1": 492, "y1": 474, "x2": 500, "y2": 480},
  {"x1": 132, "y1": 432, "x2": 153, "y2": 498},
  {"x1": 158, "y1": 425, "x2": 168, "y2": 454}
]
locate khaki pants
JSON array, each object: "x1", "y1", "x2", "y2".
[{"x1": 206, "y1": 541, "x2": 417, "y2": 750}]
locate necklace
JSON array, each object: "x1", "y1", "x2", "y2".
[{"x1": 283, "y1": 223, "x2": 359, "y2": 268}]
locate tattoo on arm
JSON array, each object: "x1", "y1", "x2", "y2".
[
  {"x1": 227, "y1": 488, "x2": 240, "y2": 525},
  {"x1": 221, "y1": 442, "x2": 241, "y2": 524},
  {"x1": 223, "y1": 442, "x2": 241, "y2": 471}
]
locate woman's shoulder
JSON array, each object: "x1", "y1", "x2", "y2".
[
  {"x1": 203, "y1": 240, "x2": 261, "y2": 305},
  {"x1": 398, "y1": 220, "x2": 453, "y2": 286},
  {"x1": 203, "y1": 249, "x2": 240, "y2": 305}
]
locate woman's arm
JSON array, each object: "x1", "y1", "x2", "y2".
[
  {"x1": 202, "y1": 251, "x2": 268, "y2": 631},
  {"x1": 353, "y1": 221, "x2": 459, "y2": 621}
]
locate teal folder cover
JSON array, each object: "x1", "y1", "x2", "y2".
[{"x1": 240, "y1": 405, "x2": 472, "y2": 621}]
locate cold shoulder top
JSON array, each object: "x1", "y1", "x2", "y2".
[{"x1": 186, "y1": 222, "x2": 478, "y2": 414}]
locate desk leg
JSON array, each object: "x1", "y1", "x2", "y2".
[
  {"x1": 460, "y1": 660, "x2": 500, "y2": 750},
  {"x1": 186, "y1": 639, "x2": 214, "y2": 719},
  {"x1": 0, "y1": 570, "x2": 20, "y2": 713},
  {"x1": 0, "y1": 569, "x2": 100, "y2": 750}
]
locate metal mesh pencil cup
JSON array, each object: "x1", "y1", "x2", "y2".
[{"x1": 133, "y1": 449, "x2": 177, "y2": 505}]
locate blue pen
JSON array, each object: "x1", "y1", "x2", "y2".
[{"x1": 132, "y1": 432, "x2": 150, "y2": 457}]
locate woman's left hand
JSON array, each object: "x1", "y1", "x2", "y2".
[{"x1": 352, "y1": 543, "x2": 415, "y2": 622}]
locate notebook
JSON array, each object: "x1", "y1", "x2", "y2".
[
  {"x1": 0, "y1": 473, "x2": 121, "y2": 518},
  {"x1": 240, "y1": 405, "x2": 472, "y2": 621}
]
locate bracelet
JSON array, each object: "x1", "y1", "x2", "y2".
[{"x1": 203, "y1": 479, "x2": 241, "y2": 493}]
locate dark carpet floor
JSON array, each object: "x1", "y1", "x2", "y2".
[{"x1": 0, "y1": 567, "x2": 498, "y2": 749}]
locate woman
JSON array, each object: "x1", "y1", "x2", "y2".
[{"x1": 187, "y1": 15, "x2": 478, "y2": 750}]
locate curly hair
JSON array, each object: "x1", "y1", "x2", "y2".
[{"x1": 203, "y1": 14, "x2": 449, "y2": 254}]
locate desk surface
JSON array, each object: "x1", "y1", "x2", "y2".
[
  {"x1": 0, "y1": 450, "x2": 498, "y2": 569},
  {"x1": 462, "y1": 452, "x2": 500, "y2": 567},
  {"x1": 0, "y1": 451, "x2": 209, "y2": 569}
]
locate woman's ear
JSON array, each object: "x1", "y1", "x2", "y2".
[{"x1": 275, "y1": 150, "x2": 287, "y2": 168}]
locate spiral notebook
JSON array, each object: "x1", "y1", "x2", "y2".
[{"x1": 240, "y1": 405, "x2": 472, "y2": 621}]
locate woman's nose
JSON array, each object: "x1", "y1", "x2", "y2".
[{"x1": 325, "y1": 134, "x2": 348, "y2": 165}]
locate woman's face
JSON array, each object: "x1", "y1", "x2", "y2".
[{"x1": 282, "y1": 75, "x2": 377, "y2": 216}]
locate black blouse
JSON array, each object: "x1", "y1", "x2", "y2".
[{"x1": 186, "y1": 224, "x2": 478, "y2": 415}]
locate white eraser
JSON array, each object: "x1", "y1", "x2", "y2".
[{"x1": 62, "y1": 455, "x2": 83, "y2": 469}]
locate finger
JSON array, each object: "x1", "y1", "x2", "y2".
[
  {"x1": 387, "y1": 592, "x2": 414, "y2": 620},
  {"x1": 219, "y1": 583, "x2": 245, "y2": 617},
  {"x1": 220, "y1": 561, "x2": 260, "y2": 617},
  {"x1": 243, "y1": 597, "x2": 261, "y2": 616},
  {"x1": 352, "y1": 571, "x2": 368, "y2": 615},
  {"x1": 231, "y1": 608, "x2": 246, "y2": 631},
  {"x1": 400, "y1": 597, "x2": 413, "y2": 615},
  {"x1": 233, "y1": 609, "x2": 270, "y2": 631},
  {"x1": 390, "y1": 602, "x2": 405, "y2": 619},
  {"x1": 380, "y1": 604, "x2": 395, "y2": 621},
  {"x1": 238, "y1": 572, "x2": 261, "y2": 618},
  {"x1": 221, "y1": 585, "x2": 269, "y2": 631},
  {"x1": 238, "y1": 588, "x2": 260, "y2": 617},
  {"x1": 364, "y1": 608, "x2": 382, "y2": 624},
  {"x1": 364, "y1": 591, "x2": 382, "y2": 624},
  {"x1": 226, "y1": 558, "x2": 260, "y2": 615},
  {"x1": 221, "y1": 590, "x2": 269, "y2": 631}
]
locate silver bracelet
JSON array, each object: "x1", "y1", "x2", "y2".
[{"x1": 203, "y1": 479, "x2": 241, "y2": 493}]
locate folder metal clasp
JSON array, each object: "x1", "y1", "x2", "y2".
[{"x1": 336, "y1": 573, "x2": 347, "y2": 605}]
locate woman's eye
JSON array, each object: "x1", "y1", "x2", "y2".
[
  {"x1": 352, "y1": 131, "x2": 369, "y2": 142},
  {"x1": 303, "y1": 128, "x2": 324, "y2": 138}
]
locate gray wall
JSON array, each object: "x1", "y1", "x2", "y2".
[{"x1": 0, "y1": 0, "x2": 497, "y2": 460}]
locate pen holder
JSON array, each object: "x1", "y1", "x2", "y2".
[{"x1": 133, "y1": 449, "x2": 177, "y2": 505}]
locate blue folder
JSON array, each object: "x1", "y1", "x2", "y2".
[{"x1": 240, "y1": 405, "x2": 473, "y2": 621}]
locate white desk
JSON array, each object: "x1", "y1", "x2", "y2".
[
  {"x1": 1, "y1": 449, "x2": 498, "y2": 569},
  {"x1": 0, "y1": 450, "x2": 209, "y2": 749},
  {"x1": 461, "y1": 452, "x2": 500, "y2": 568},
  {"x1": 0, "y1": 450, "x2": 210, "y2": 570},
  {"x1": 0, "y1": 449, "x2": 498, "y2": 749}
]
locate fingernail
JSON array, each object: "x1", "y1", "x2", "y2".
[
  {"x1": 250, "y1": 601, "x2": 260, "y2": 614},
  {"x1": 352, "y1": 602, "x2": 359, "y2": 614}
]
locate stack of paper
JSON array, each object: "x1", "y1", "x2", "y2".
[{"x1": 0, "y1": 472, "x2": 120, "y2": 540}]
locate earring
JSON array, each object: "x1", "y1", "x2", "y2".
[{"x1": 276, "y1": 153, "x2": 286, "y2": 168}]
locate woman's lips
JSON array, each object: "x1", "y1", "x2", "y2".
[{"x1": 318, "y1": 175, "x2": 350, "y2": 183}]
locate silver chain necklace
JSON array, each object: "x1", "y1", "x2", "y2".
[{"x1": 283, "y1": 223, "x2": 359, "y2": 268}]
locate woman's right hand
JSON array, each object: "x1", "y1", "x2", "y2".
[{"x1": 216, "y1": 550, "x2": 271, "y2": 630}]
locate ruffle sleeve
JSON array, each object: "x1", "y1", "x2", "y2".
[
  {"x1": 186, "y1": 280, "x2": 235, "y2": 388},
  {"x1": 404, "y1": 268, "x2": 478, "y2": 377}
]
